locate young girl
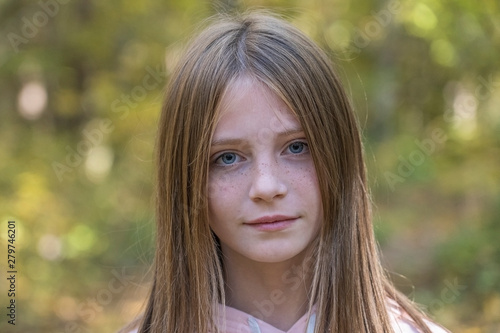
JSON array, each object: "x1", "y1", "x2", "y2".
[{"x1": 123, "y1": 11, "x2": 448, "y2": 333}]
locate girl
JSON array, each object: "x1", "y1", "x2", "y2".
[{"x1": 123, "y1": 11, "x2": 448, "y2": 333}]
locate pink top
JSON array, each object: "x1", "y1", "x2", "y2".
[
  {"x1": 128, "y1": 302, "x2": 448, "y2": 333},
  {"x1": 216, "y1": 301, "x2": 448, "y2": 333}
]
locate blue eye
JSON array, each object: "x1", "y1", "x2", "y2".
[
  {"x1": 288, "y1": 142, "x2": 307, "y2": 154},
  {"x1": 216, "y1": 152, "x2": 239, "y2": 165}
]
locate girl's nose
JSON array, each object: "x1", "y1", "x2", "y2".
[{"x1": 248, "y1": 161, "x2": 288, "y2": 202}]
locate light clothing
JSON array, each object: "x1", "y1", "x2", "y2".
[
  {"x1": 217, "y1": 301, "x2": 448, "y2": 333},
  {"x1": 217, "y1": 304, "x2": 315, "y2": 333},
  {"x1": 128, "y1": 301, "x2": 448, "y2": 333},
  {"x1": 388, "y1": 300, "x2": 448, "y2": 333}
]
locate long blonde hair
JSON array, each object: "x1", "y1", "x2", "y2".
[{"x1": 133, "y1": 10, "x2": 434, "y2": 333}]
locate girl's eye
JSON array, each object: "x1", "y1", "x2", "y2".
[
  {"x1": 287, "y1": 141, "x2": 308, "y2": 154},
  {"x1": 215, "y1": 152, "x2": 240, "y2": 165}
]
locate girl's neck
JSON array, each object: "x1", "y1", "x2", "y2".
[{"x1": 222, "y1": 249, "x2": 314, "y2": 331}]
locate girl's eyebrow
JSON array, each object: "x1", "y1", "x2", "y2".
[
  {"x1": 210, "y1": 138, "x2": 243, "y2": 147},
  {"x1": 210, "y1": 128, "x2": 304, "y2": 147}
]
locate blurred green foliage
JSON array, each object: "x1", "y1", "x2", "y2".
[{"x1": 0, "y1": 0, "x2": 499, "y2": 332}]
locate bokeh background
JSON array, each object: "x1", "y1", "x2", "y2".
[{"x1": 0, "y1": 0, "x2": 499, "y2": 332}]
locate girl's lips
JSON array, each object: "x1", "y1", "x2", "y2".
[
  {"x1": 245, "y1": 214, "x2": 298, "y2": 225},
  {"x1": 244, "y1": 215, "x2": 298, "y2": 231}
]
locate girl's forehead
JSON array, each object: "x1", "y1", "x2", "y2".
[{"x1": 214, "y1": 77, "x2": 302, "y2": 136}]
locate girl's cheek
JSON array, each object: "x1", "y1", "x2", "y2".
[
  {"x1": 208, "y1": 171, "x2": 247, "y2": 197},
  {"x1": 285, "y1": 160, "x2": 318, "y2": 183}
]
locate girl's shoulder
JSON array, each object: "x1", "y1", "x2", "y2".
[
  {"x1": 391, "y1": 316, "x2": 449, "y2": 333},
  {"x1": 388, "y1": 299, "x2": 449, "y2": 333},
  {"x1": 391, "y1": 317, "x2": 449, "y2": 333}
]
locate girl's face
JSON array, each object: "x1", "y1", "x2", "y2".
[{"x1": 208, "y1": 77, "x2": 323, "y2": 264}]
